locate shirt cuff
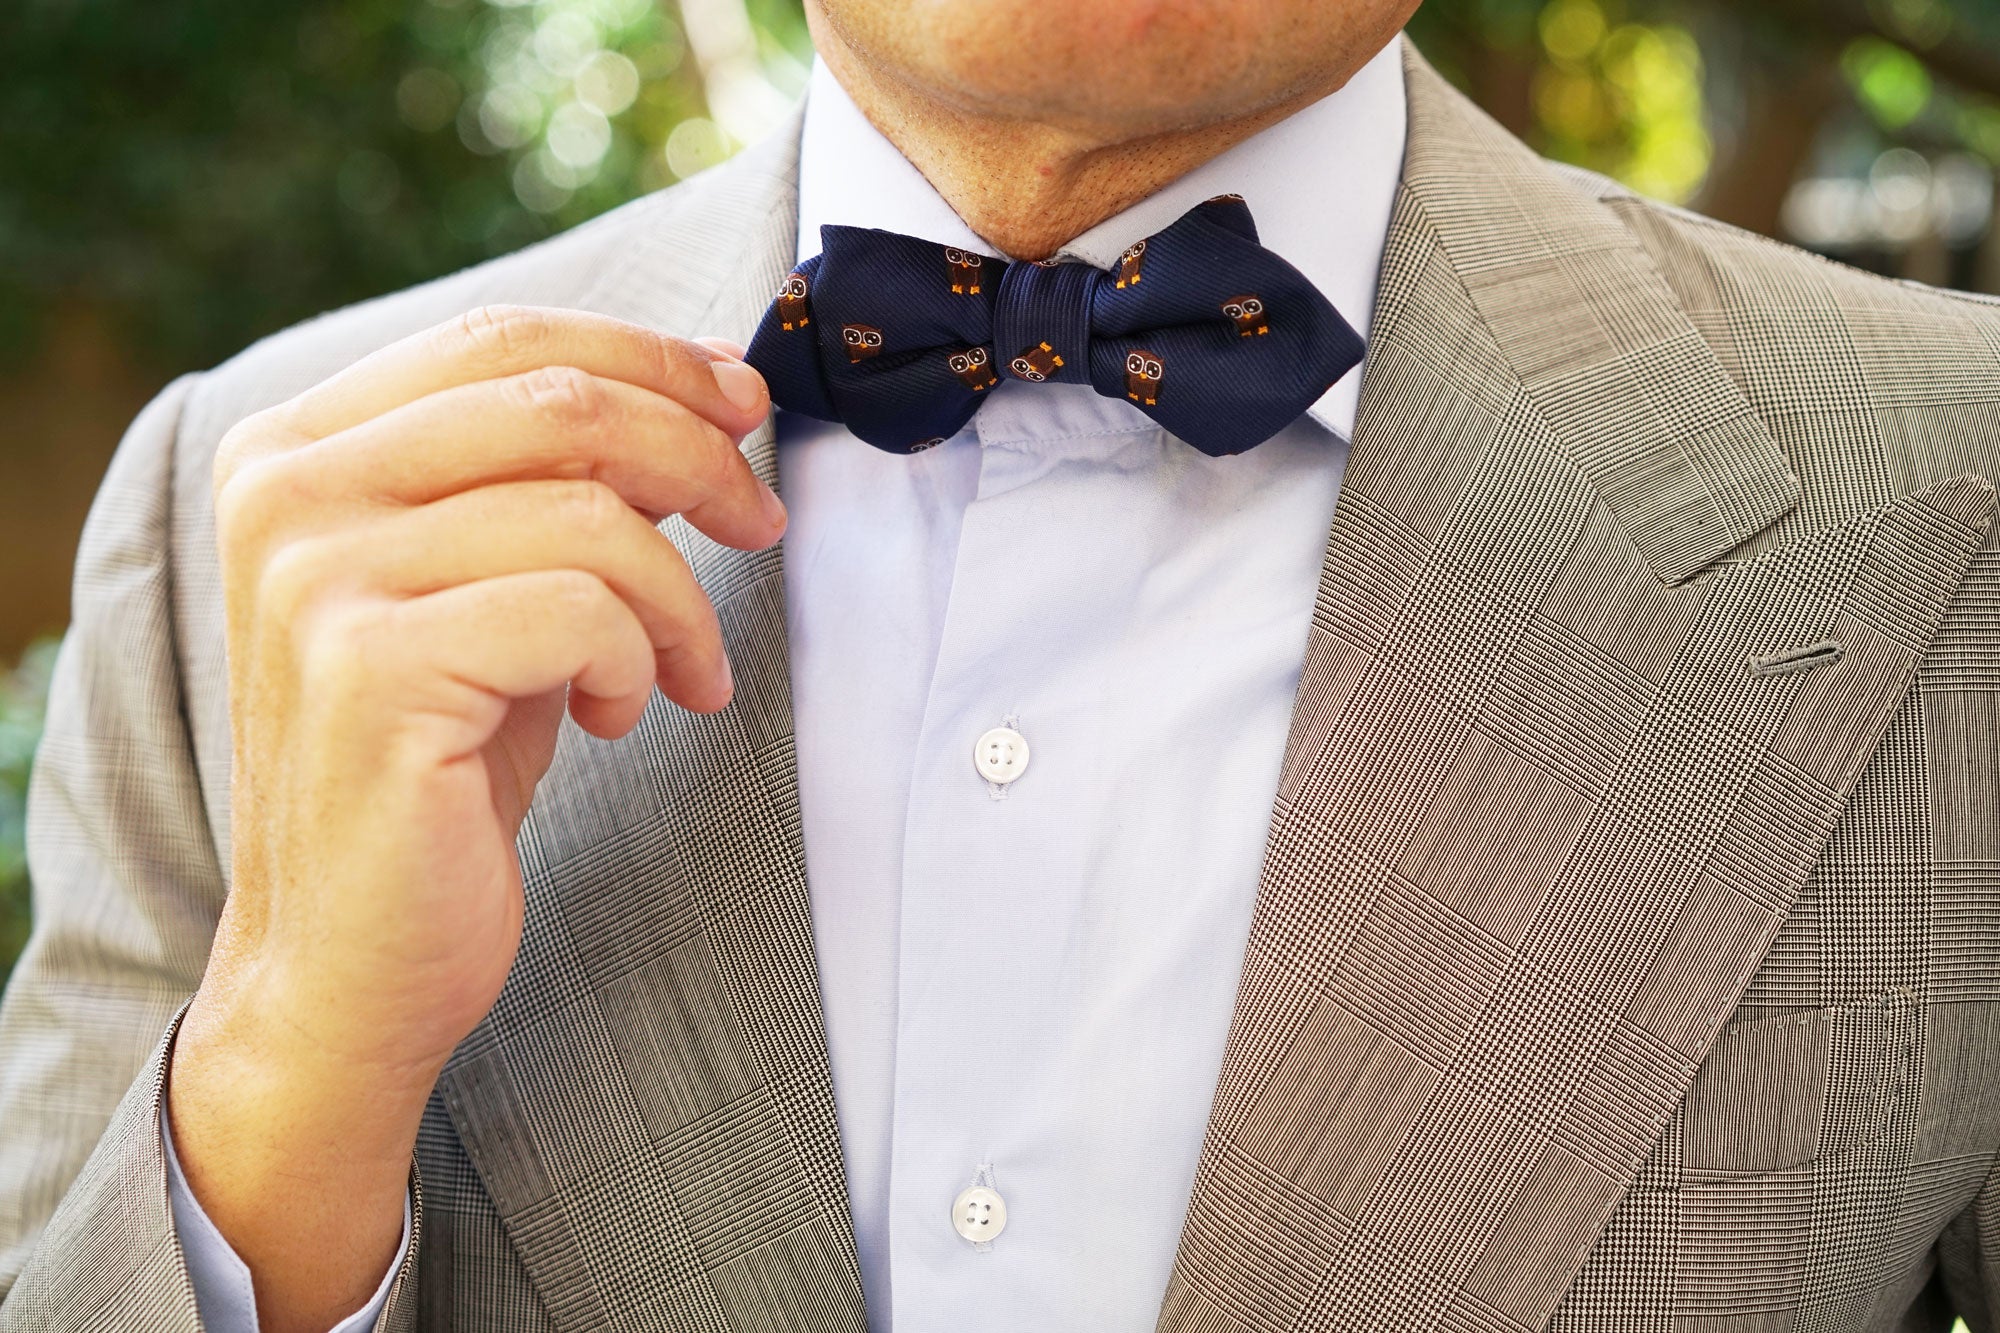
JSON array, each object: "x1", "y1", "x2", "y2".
[{"x1": 159, "y1": 1099, "x2": 411, "y2": 1333}]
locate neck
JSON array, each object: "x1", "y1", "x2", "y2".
[{"x1": 808, "y1": 23, "x2": 1355, "y2": 260}]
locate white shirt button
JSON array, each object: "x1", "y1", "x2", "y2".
[
  {"x1": 952, "y1": 1184, "x2": 1007, "y2": 1243},
  {"x1": 974, "y1": 727, "x2": 1030, "y2": 785}
]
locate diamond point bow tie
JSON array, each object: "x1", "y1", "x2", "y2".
[{"x1": 743, "y1": 195, "x2": 1365, "y2": 458}]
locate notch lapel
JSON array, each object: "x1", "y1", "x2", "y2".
[
  {"x1": 1159, "y1": 45, "x2": 1995, "y2": 1333},
  {"x1": 435, "y1": 117, "x2": 868, "y2": 1333}
]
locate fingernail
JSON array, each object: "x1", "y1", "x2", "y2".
[
  {"x1": 718, "y1": 651, "x2": 734, "y2": 701},
  {"x1": 711, "y1": 358, "x2": 767, "y2": 415}
]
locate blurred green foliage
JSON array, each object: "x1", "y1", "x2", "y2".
[
  {"x1": 1412, "y1": 0, "x2": 1713, "y2": 202},
  {"x1": 3, "y1": 0, "x2": 2000, "y2": 988},
  {"x1": 0, "y1": 0, "x2": 809, "y2": 370},
  {"x1": 1412, "y1": 0, "x2": 2000, "y2": 220},
  {"x1": 0, "y1": 641, "x2": 56, "y2": 983}
]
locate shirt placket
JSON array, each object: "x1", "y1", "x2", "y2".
[{"x1": 885, "y1": 399, "x2": 1156, "y2": 1326}]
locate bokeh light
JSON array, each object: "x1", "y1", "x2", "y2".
[
  {"x1": 432, "y1": 0, "x2": 806, "y2": 219},
  {"x1": 1527, "y1": 0, "x2": 1712, "y2": 205},
  {"x1": 1846, "y1": 37, "x2": 1935, "y2": 129}
]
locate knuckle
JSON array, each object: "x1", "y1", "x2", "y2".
[
  {"x1": 211, "y1": 424, "x2": 253, "y2": 494},
  {"x1": 448, "y1": 304, "x2": 547, "y2": 371},
  {"x1": 556, "y1": 479, "x2": 627, "y2": 538},
  {"x1": 545, "y1": 569, "x2": 612, "y2": 622},
  {"x1": 300, "y1": 602, "x2": 388, "y2": 698},
  {"x1": 550, "y1": 567, "x2": 607, "y2": 606},
  {"x1": 211, "y1": 407, "x2": 287, "y2": 496},
  {"x1": 682, "y1": 422, "x2": 740, "y2": 493},
  {"x1": 256, "y1": 536, "x2": 338, "y2": 623},
  {"x1": 213, "y1": 456, "x2": 290, "y2": 554},
  {"x1": 649, "y1": 333, "x2": 706, "y2": 389},
  {"x1": 516, "y1": 364, "x2": 604, "y2": 427}
]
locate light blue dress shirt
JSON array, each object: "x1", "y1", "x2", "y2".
[{"x1": 162, "y1": 39, "x2": 1407, "y2": 1333}]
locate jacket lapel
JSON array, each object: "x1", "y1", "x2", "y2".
[
  {"x1": 1159, "y1": 45, "x2": 1994, "y2": 1333},
  {"x1": 435, "y1": 118, "x2": 868, "y2": 1333}
]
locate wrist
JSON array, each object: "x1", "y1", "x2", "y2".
[
  {"x1": 167, "y1": 982, "x2": 424, "y2": 1333},
  {"x1": 170, "y1": 975, "x2": 440, "y2": 1180}
]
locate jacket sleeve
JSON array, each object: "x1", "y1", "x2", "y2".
[{"x1": 0, "y1": 374, "x2": 423, "y2": 1330}]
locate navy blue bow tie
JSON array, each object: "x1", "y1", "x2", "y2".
[{"x1": 743, "y1": 195, "x2": 1364, "y2": 458}]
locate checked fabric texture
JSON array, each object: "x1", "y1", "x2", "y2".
[
  {"x1": 7, "y1": 40, "x2": 2000, "y2": 1333},
  {"x1": 741, "y1": 196, "x2": 1365, "y2": 457}
]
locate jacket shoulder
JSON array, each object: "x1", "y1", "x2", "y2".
[
  {"x1": 1559, "y1": 164, "x2": 2000, "y2": 539},
  {"x1": 1571, "y1": 164, "x2": 2000, "y2": 407}
]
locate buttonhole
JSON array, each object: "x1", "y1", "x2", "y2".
[{"x1": 1748, "y1": 639, "x2": 1843, "y2": 678}]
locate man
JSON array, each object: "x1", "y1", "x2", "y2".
[{"x1": 3, "y1": 0, "x2": 1999, "y2": 1328}]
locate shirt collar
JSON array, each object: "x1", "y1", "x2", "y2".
[{"x1": 793, "y1": 40, "x2": 1408, "y2": 442}]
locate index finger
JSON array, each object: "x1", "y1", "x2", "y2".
[{"x1": 279, "y1": 305, "x2": 770, "y2": 444}]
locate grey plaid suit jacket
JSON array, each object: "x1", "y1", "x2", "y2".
[{"x1": 6, "y1": 40, "x2": 2000, "y2": 1332}]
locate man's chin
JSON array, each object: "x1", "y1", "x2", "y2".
[{"x1": 808, "y1": 0, "x2": 1415, "y2": 142}]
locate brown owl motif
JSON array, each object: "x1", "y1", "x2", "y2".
[
  {"x1": 775, "y1": 272, "x2": 811, "y2": 330},
  {"x1": 944, "y1": 247, "x2": 984, "y2": 295},
  {"x1": 1114, "y1": 239, "x2": 1146, "y2": 290},
  {"x1": 1221, "y1": 293, "x2": 1268, "y2": 337},
  {"x1": 908, "y1": 436, "x2": 946, "y2": 453},
  {"x1": 1009, "y1": 341, "x2": 1065, "y2": 382},
  {"x1": 1205, "y1": 192, "x2": 1245, "y2": 205},
  {"x1": 948, "y1": 346, "x2": 998, "y2": 392},
  {"x1": 842, "y1": 323, "x2": 884, "y2": 363},
  {"x1": 1124, "y1": 349, "x2": 1163, "y2": 406}
]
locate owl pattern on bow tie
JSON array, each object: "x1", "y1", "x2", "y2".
[
  {"x1": 774, "y1": 272, "x2": 811, "y2": 330},
  {"x1": 948, "y1": 346, "x2": 998, "y2": 391},
  {"x1": 944, "y1": 246, "x2": 984, "y2": 294},
  {"x1": 841, "y1": 323, "x2": 884, "y2": 363},
  {"x1": 746, "y1": 195, "x2": 1364, "y2": 457},
  {"x1": 1115, "y1": 241, "x2": 1146, "y2": 290},
  {"x1": 1124, "y1": 349, "x2": 1164, "y2": 405},
  {"x1": 1010, "y1": 340, "x2": 1065, "y2": 383},
  {"x1": 1222, "y1": 294, "x2": 1268, "y2": 337}
]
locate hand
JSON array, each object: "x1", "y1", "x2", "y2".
[{"x1": 166, "y1": 306, "x2": 779, "y2": 1333}]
